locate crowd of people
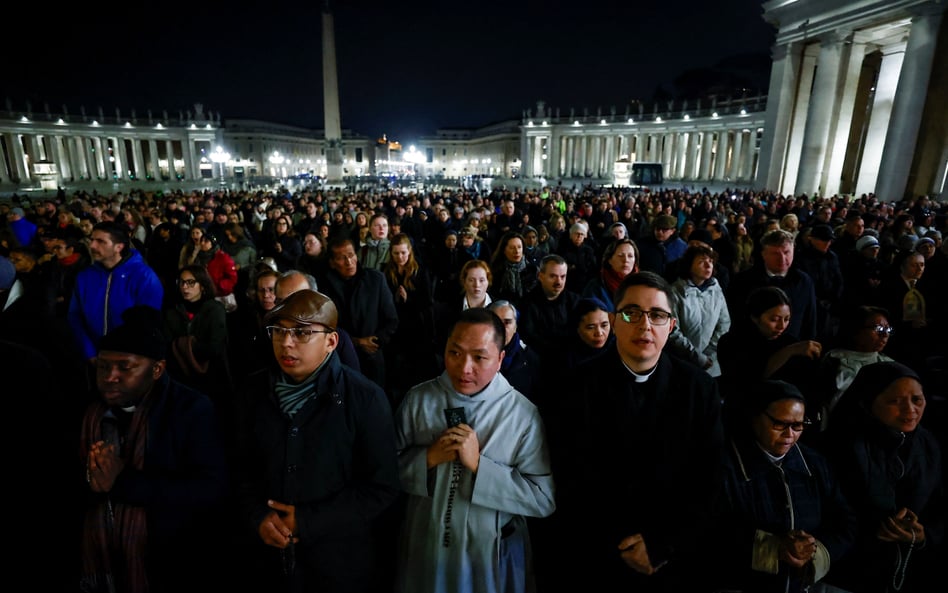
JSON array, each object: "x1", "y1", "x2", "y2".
[{"x1": 0, "y1": 181, "x2": 945, "y2": 593}]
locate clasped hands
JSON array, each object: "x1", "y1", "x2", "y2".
[
  {"x1": 780, "y1": 530, "x2": 817, "y2": 568},
  {"x1": 878, "y1": 507, "x2": 924, "y2": 544},
  {"x1": 426, "y1": 424, "x2": 479, "y2": 473},
  {"x1": 86, "y1": 440, "x2": 124, "y2": 493}
]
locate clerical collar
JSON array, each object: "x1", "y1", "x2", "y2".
[
  {"x1": 756, "y1": 441, "x2": 787, "y2": 463},
  {"x1": 620, "y1": 359, "x2": 657, "y2": 383},
  {"x1": 766, "y1": 270, "x2": 784, "y2": 279}
]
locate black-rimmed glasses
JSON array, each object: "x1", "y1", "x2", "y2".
[
  {"x1": 616, "y1": 308, "x2": 673, "y2": 326},
  {"x1": 866, "y1": 324, "x2": 894, "y2": 336},
  {"x1": 266, "y1": 326, "x2": 334, "y2": 343},
  {"x1": 763, "y1": 411, "x2": 811, "y2": 433},
  {"x1": 178, "y1": 278, "x2": 197, "y2": 287}
]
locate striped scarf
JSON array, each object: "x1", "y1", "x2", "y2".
[{"x1": 79, "y1": 390, "x2": 155, "y2": 593}]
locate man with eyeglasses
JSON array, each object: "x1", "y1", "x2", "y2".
[
  {"x1": 234, "y1": 289, "x2": 400, "y2": 593},
  {"x1": 548, "y1": 271, "x2": 724, "y2": 593}
]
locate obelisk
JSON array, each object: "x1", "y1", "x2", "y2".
[{"x1": 322, "y1": 0, "x2": 344, "y2": 185}]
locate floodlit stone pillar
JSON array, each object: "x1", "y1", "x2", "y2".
[
  {"x1": 52, "y1": 135, "x2": 70, "y2": 181},
  {"x1": 758, "y1": 41, "x2": 804, "y2": 193},
  {"x1": 856, "y1": 42, "x2": 906, "y2": 196},
  {"x1": 580, "y1": 136, "x2": 589, "y2": 176},
  {"x1": 687, "y1": 132, "x2": 700, "y2": 179},
  {"x1": 875, "y1": 7, "x2": 944, "y2": 202},
  {"x1": 733, "y1": 131, "x2": 745, "y2": 180},
  {"x1": 132, "y1": 140, "x2": 146, "y2": 180},
  {"x1": 674, "y1": 133, "x2": 687, "y2": 179},
  {"x1": 7, "y1": 133, "x2": 29, "y2": 181},
  {"x1": 699, "y1": 131, "x2": 714, "y2": 179},
  {"x1": 165, "y1": 140, "x2": 176, "y2": 179},
  {"x1": 783, "y1": 44, "x2": 819, "y2": 196},
  {"x1": 796, "y1": 32, "x2": 848, "y2": 196},
  {"x1": 714, "y1": 131, "x2": 730, "y2": 180},
  {"x1": 148, "y1": 139, "x2": 161, "y2": 180},
  {"x1": 824, "y1": 38, "x2": 867, "y2": 197}
]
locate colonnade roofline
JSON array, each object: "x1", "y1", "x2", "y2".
[
  {"x1": 521, "y1": 94, "x2": 767, "y2": 127},
  {"x1": 1, "y1": 99, "x2": 220, "y2": 130}
]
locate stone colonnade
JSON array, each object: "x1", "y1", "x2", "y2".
[
  {"x1": 521, "y1": 109, "x2": 765, "y2": 184},
  {"x1": 758, "y1": 0, "x2": 946, "y2": 200},
  {"x1": 1, "y1": 121, "x2": 217, "y2": 185}
]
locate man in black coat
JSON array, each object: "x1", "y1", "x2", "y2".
[
  {"x1": 235, "y1": 290, "x2": 401, "y2": 593},
  {"x1": 545, "y1": 271, "x2": 725, "y2": 593},
  {"x1": 318, "y1": 237, "x2": 399, "y2": 392},
  {"x1": 727, "y1": 229, "x2": 819, "y2": 341}
]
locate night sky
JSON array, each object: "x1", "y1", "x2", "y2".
[{"x1": 7, "y1": 0, "x2": 775, "y2": 142}]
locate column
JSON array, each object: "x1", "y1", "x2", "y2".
[
  {"x1": 546, "y1": 126, "x2": 563, "y2": 178},
  {"x1": 132, "y1": 140, "x2": 146, "y2": 179},
  {"x1": 165, "y1": 140, "x2": 176, "y2": 179},
  {"x1": 733, "y1": 131, "x2": 745, "y2": 179},
  {"x1": 714, "y1": 131, "x2": 730, "y2": 180},
  {"x1": 687, "y1": 132, "x2": 700, "y2": 179},
  {"x1": 796, "y1": 32, "x2": 848, "y2": 196},
  {"x1": 745, "y1": 130, "x2": 758, "y2": 181},
  {"x1": 783, "y1": 44, "x2": 819, "y2": 195},
  {"x1": 115, "y1": 137, "x2": 132, "y2": 180},
  {"x1": 824, "y1": 39, "x2": 868, "y2": 196},
  {"x1": 578, "y1": 133, "x2": 589, "y2": 177},
  {"x1": 635, "y1": 133, "x2": 646, "y2": 161},
  {"x1": 565, "y1": 136, "x2": 574, "y2": 177},
  {"x1": 6, "y1": 133, "x2": 28, "y2": 181},
  {"x1": 876, "y1": 8, "x2": 944, "y2": 202},
  {"x1": 619, "y1": 135, "x2": 629, "y2": 159},
  {"x1": 52, "y1": 135, "x2": 70, "y2": 182},
  {"x1": 699, "y1": 131, "x2": 714, "y2": 179},
  {"x1": 674, "y1": 133, "x2": 687, "y2": 179},
  {"x1": 519, "y1": 131, "x2": 528, "y2": 178},
  {"x1": 71, "y1": 136, "x2": 87, "y2": 180},
  {"x1": 855, "y1": 42, "x2": 906, "y2": 195},
  {"x1": 757, "y1": 42, "x2": 804, "y2": 193},
  {"x1": 604, "y1": 135, "x2": 615, "y2": 177},
  {"x1": 28, "y1": 135, "x2": 43, "y2": 177},
  {"x1": 185, "y1": 139, "x2": 200, "y2": 180},
  {"x1": 661, "y1": 133, "x2": 673, "y2": 173},
  {"x1": 82, "y1": 136, "x2": 102, "y2": 180},
  {"x1": 149, "y1": 139, "x2": 161, "y2": 180}
]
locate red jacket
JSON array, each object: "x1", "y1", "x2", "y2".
[{"x1": 206, "y1": 249, "x2": 237, "y2": 296}]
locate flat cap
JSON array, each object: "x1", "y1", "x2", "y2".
[
  {"x1": 654, "y1": 215, "x2": 678, "y2": 230},
  {"x1": 264, "y1": 289, "x2": 338, "y2": 331}
]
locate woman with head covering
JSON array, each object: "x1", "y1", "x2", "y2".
[
  {"x1": 711, "y1": 379, "x2": 856, "y2": 593},
  {"x1": 717, "y1": 286, "x2": 823, "y2": 401},
  {"x1": 820, "y1": 362, "x2": 944, "y2": 593}
]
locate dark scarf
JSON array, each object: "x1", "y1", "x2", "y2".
[
  {"x1": 274, "y1": 352, "x2": 333, "y2": 417},
  {"x1": 79, "y1": 385, "x2": 157, "y2": 593},
  {"x1": 499, "y1": 258, "x2": 526, "y2": 296}
]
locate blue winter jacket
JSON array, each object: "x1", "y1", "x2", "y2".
[{"x1": 68, "y1": 250, "x2": 164, "y2": 359}]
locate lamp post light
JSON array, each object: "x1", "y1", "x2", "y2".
[
  {"x1": 269, "y1": 150, "x2": 285, "y2": 183},
  {"x1": 210, "y1": 146, "x2": 230, "y2": 187}
]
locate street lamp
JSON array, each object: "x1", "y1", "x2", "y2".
[
  {"x1": 269, "y1": 150, "x2": 285, "y2": 182},
  {"x1": 210, "y1": 146, "x2": 230, "y2": 186}
]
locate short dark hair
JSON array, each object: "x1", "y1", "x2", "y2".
[
  {"x1": 613, "y1": 271, "x2": 675, "y2": 311},
  {"x1": 453, "y1": 307, "x2": 505, "y2": 353},
  {"x1": 92, "y1": 221, "x2": 131, "y2": 254},
  {"x1": 539, "y1": 253, "x2": 566, "y2": 272},
  {"x1": 677, "y1": 244, "x2": 718, "y2": 280}
]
